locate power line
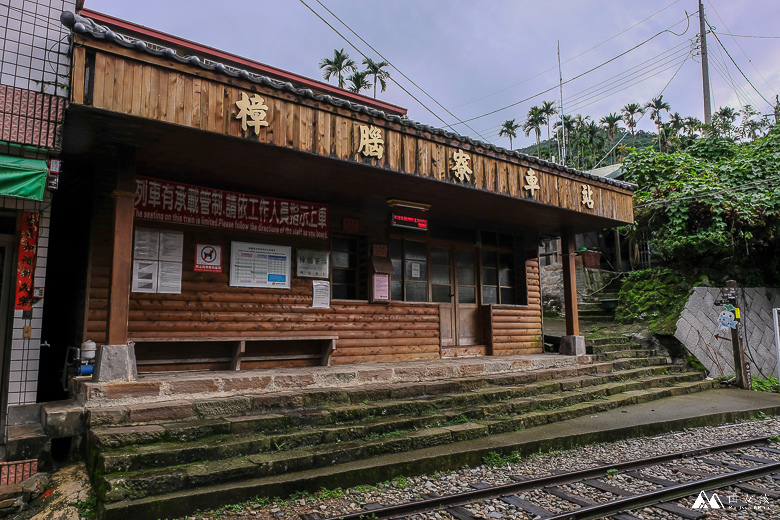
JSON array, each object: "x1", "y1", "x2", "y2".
[
  {"x1": 305, "y1": 0, "x2": 488, "y2": 140},
  {"x1": 705, "y1": 0, "x2": 778, "y2": 97},
  {"x1": 296, "y1": 0, "x2": 467, "y2": 136},
  {"x1": 715, "y1": 32, "x2": 780, "y2": 39},
  {"x1": 472, "y1": 42, "x2": 693, "y2": 140},
  {"x1": 635, "y1": 175, "x2": 780, "y2": 209},
  {"x1": 706, "y1": 21, "x2": 773, "y2": 109},
  {"x1": 451, "y1": 0, "x2": 684, "y2": 110},
  {"x1": 458, "y1": 12, "x2": 696, "y2": 124}
]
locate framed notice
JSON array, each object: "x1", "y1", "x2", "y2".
[
  {"x1": 297, "y1": 249, "x2": 329, "y2": 278},
  {"x1": 230, "y1": 242, "x2": 291, "y2": 289},
  {"x1": 131, "y1": 228, "x2": 183, "y2": 294},
  {"x1": 372, "y1": 273, "x2": 390, "y2": 302}
]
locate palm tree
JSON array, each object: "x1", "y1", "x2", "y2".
[
  {"x1": 599, "y1": 113, "x2": 622, "y2": 164},
  {"x1": 363, "y1": 57, "x2": 391, "y2": 99},
  {"x1": 540, "y1": 100, "x2": 557, "y2": 147},
  {"x1": 572, "y1": 114, "x2": 590, "y2": 168},
  {"x1": 583, "y1": 120, "x2": 603, "y2": 167},
  {"x1": 669, "y1": 112, "x2": 684, "y2": 138},
  {"x1": 319, "y1": 48, "x2": 356, "y2": 89},
  {"x1": 523, "y1": 106, "x2": 546, "y2": 157},
  {"x1": 644, "y1": 95, "x2": 671, "y2": 151},
  {"x1": 346, "y1": 70, "x2": 372, "y2": 93},
  {"x1": 683, "y1": 116, "x2": 702, "y2": 136},
  {"x1": 713, "y1": 106, "x2": 740, "y2": 139},
  {"x1": 621, "y1": 102, "x2": 645, "y2": 146},
  {"x1": 498, "y1": 119, "x2": 521, "y2": 150}
]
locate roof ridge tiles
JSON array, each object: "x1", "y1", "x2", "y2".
[{"x1": 60, "y1": 10, "x2": 637, "y2": 192}]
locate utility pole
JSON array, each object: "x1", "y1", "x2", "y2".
[
  {"x1": 699, "y1": 0, "x2": 712, "y2": 125},
  {"x1": 558, "y1": 41, "x2": 566, "y2": 166}
]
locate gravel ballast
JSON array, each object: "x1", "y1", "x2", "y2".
[{"x1": 184, "y1": 416, "x2": 780, "y2": 520}]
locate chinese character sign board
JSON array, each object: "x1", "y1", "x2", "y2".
[
  {"x1": 135, "y1": 176, "x2": 329, "y2": 240},
  {"x1": 14, "y1": 211, "x2": 38, "y2": 311},
  {"x1": 296, "y1": 249, "x2": 329, "y2": 279},
  {"x1": 230, "y1": 242, "x2": 291, "y2": 289}
]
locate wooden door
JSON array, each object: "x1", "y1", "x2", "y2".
[
  {"x1": 454, "y1": 248, "x2": 480, "y2": 345},
  {"x1": 431, "y1": 247, "x2": 455, "y2": 347}
]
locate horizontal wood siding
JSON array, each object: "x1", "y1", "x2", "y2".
[
  {"x1": 85, "y1": 206, "x2": 441, "y2": 369},
  {"x1": 75, "y1": 39, "x2": 634, "y2": 225},
  {"x1": 489, "y1": 259, "x2": 543, "y2": 355}
]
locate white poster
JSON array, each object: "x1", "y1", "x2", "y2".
[
  {"x1": 132, "y1": 228, "x2": 183, "y2": 294},
  {"x1": 312, "y1": 280, "x2": 331, "y2": 308},
  {"x1": 159, "y1": 230, "x2": 184, "y2": 262},
  {"x1": 131, "y1": 260, "x2": 158, "y2": 293},
  {"x1": 157, "y1": 261, "x2": 183, "y2": 293},
  {"x1": 230, "y1": 242, "x2": 291, "y2": 288},
  {"x1": 133, "y1": 228, "x2": 159, "y2": 260}
]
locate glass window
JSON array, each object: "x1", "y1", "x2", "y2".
[
  {"x1": 331, "y1": 236, "x2": 358, "y2": 300},
  {"x1": 480, "y1": 234, "x2": 522, "y2": 305}
]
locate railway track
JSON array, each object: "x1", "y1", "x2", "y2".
[{"x1": 301, "y1": 435, "x2": 780, "y2": 520}]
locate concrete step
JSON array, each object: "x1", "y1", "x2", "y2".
[
  {"x1": 93, "y1": 368, "x2": 701, "y2": 475},
  {"x1": 87, "y1": 359, "x2": 674, "y2": 432},
  {"x1": 97, "y1": 379, "x2": 718, "y2": 518},
  {"x1": 91, "y1": 370, "x2": 706, "y2": 481},
  {"x1": 586, "y1": 336, "x2": 631, "y2": 346},
  {"x1": 602, "y1": 349, "x2": 655, "y2": 361}
]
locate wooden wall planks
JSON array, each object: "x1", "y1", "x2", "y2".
[{"x1": 74, "y1": 40, "x2": 634, "y2": 225}]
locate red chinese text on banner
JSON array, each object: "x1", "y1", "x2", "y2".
[
  {"x1": 15, "y1": 211, "x2": 38, "y2": 311},
  {"x1": 134, "y1": 176, "x2": 329, "y2": 240}
]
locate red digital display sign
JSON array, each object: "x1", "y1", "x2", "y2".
[{"x1": 392, "y1": 214, "x2": 428, "y2": 231}]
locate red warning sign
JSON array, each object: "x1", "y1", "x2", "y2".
[{"x1": 195, "y1": 244, "x2": 222, "y2": 272}]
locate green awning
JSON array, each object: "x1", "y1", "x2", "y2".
[{"x1": 0, "y1": 155, "x2": 48, "y2": 201}]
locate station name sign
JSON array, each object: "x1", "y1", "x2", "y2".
[{"x1": 134, "y1": 176, "x2": 329, "y2": 239}]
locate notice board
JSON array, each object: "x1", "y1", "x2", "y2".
[{"x1": 230, "y1": 242, "x2": 291, "y2": 289}]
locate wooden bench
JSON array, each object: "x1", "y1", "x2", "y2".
[{"x1": 130, "y1": 335, "x2": 338, "y2": 370}]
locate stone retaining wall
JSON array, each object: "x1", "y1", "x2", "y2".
[{"x1": 675, "y1": 287, "x2": 780, "y2": 379}]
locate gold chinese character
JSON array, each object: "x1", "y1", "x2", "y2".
[
  {"x1": 581, "y1": 184, "x2": 595, "y2": 209},
  {"x1": 357, "y1": 125, "x2": 384, "y2": 159},
  {"x1": 235, "y1": 92, "x2": 269, "y2": 134},
  {"x1": 524, "y1": 169, "x2": 540, "y2": 196},
  {"x1": 450, "y1": 150, "x2": 472, "y2": 182}
]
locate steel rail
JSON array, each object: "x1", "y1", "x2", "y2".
[
  {"x1": 307, "y1": 435, "x2": 777, "y2": 520},
  {"x1": 544, "y1": 461, "x2": 780, "y2": 520}
]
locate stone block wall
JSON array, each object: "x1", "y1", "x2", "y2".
[{"x1": 675, "y1": 287, "x2": 780, "y2": 379}]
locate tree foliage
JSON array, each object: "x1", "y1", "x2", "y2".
[{"x1": 621, "y1": 128, "x2": 780, "y2": 285}]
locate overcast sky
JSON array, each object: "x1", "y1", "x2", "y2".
[{"x1": 84, "y1": 0, "x2": 780, "y2": 151}]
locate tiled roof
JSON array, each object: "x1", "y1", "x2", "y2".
[{"x1": 61, "y1": 11, "x2": 637, "y2": 192}]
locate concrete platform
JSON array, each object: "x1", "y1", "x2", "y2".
[
  {"x1": 73, "y1": 353, "x2": 596, "y2": 407},
  {"x1": 107, "y1": 388, "x2": 780, "y2": 519}
]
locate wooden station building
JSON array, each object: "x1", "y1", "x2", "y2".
[{"x1": 44, "y1": 10, "x2": 635, "y2": 380}]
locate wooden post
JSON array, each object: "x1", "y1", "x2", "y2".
[
  {"x1": 561, "y1": 231, "x2": 579, "y2": 337},
  {"x1": 106, "y1": 146, "x2": 136, "y2": 346}
]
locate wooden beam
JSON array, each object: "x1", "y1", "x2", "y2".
[
  {"x1": 106, "y1": 146, "x2": 136, "y2": 345},
  {"x1": 561, "y1": 231, "x2": 579, "y2": 337}
]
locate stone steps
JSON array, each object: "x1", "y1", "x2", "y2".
[
  {"x1": 92, "y1": 368, "x2": 700, "y2": 475},
  {"x1": 83, "y1": 336, "x2": 704, "y2": 519},
  {"x1": 97, "y1": 378, "x2": 716, "y2": 511}
]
